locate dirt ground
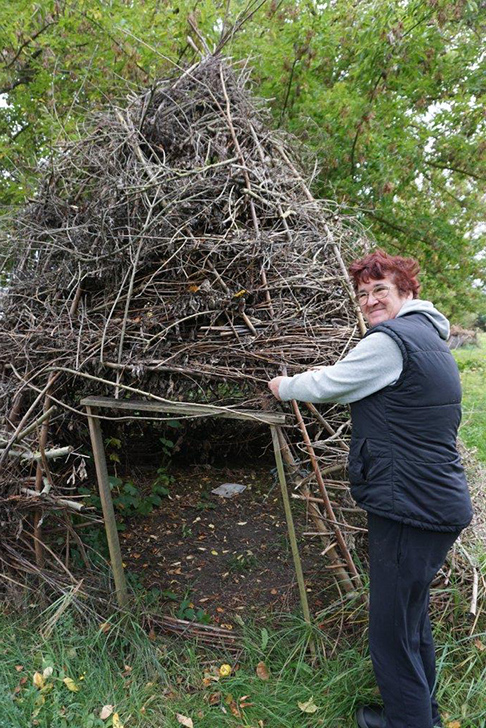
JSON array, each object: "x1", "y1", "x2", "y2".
[{"x1": 120, "y1": 461, "x2": 336, "y2": 625}]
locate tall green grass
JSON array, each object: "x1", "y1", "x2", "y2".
[
  {"x1": 1, "y1": 589, "x2": 484, "y2": 728},
  {"x1": 0, "y1": 604, "x2": 166, "y2": 728}
]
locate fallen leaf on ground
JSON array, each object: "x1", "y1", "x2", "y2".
[
  {"x1": 62, "y1": 677, "x2": 79, "y2": 692},
  {"x1": 112, "y1": 713, "x2": 124, "y2": 728},
  {"x1": 256, "y1": 661, "x2": 270, "y2": 681},
  {"x1": 43, "y1": 666, "x2": 53, "y2": 679},
  {"x1": 33, "y1": 672, "x2": 45, "y2": 689},
  {"x1": 298, "y1": 696, "x2": 319, "y2": 713},
  {"x1": 176, "y1": 714, "x2": 194, "y2": 727},
  {"x1": 239, "y1": 695, "x2": 253, "y2": 708},
  {"x1": 99, "y1": 705, "x2": 114, "y2": 720},
  {"x1": 225, "y1": 694, "x2": 240, "y2": 716},
  {"x1": 474, "y1": 638, "x2": 485, "y2": 651},
  {"x1": 446, "y1": 722, "x2": 461, "y2": 728},
  {"x1": 203, "y1": 666, "x2": 221, "y2": 684},
  {"x1": 207, "y1": 691, "x2": 221, "y2": 705}
]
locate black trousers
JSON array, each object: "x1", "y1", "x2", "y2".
[{"x1": 367, "y1": 513, "x2": 461, "y2": 728}]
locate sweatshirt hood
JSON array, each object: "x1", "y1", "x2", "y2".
[{"x1": 397, "y1": 299, "x2": 450, "y2": 340}]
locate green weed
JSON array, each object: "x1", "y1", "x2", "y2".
[
  {"x1": 175, "y1": 599, "x2": 212, "y2": 625},
  {"x1": 79, "y1": 471, "x2": 171, "y2": 524},
  {"x1": 227, "y1": 550, "x2": 258, "y2": 574}
]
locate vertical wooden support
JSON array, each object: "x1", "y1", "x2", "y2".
[
  {"x1": 86, "y1": 406, "x2": 129, "y2": 608},
  {"x1": 271, "y1": 425, "x2": 312, "y2": 627}
]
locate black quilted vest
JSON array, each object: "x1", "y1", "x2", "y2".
[{"x1": 348, "y1": 313, "x2": 473, "y2": 531}]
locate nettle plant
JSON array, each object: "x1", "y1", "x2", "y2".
[
  {"x1": 107, "y1": 475, "x2": 171, "y2": 521},
  {"x1": 81, "y1": 435, "x2": 174, "y2": 526}
]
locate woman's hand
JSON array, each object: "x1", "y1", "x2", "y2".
[{"x1": 268, "y1": 376, "x2": 285, "y2": 401}]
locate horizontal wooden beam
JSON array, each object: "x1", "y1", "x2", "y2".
[{"x1": 80, "y1": 396, "x2": 286, "y2": 425}]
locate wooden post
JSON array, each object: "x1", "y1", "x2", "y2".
[
  {"x1": 271, "y1": 425, "x2": 312, "y2": 626},
  {"x1": 86, "y1": 406, "x2": 129, "y2": 608}
]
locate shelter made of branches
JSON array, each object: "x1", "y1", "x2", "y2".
[{"x1": 1, "y1": 55, "x2": 370, "y2": 600}]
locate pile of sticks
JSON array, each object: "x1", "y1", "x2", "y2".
[{"x1": 0, "y1": 55, "x2": 372, "y2": 599}]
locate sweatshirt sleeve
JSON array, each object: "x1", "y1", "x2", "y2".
[{"x1": 278, "y1": 331, "x2": 403, "y2": 404}]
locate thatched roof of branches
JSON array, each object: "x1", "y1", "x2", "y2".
[
  {"x1": 3, "y1": 57, "x2": 365, "y2": 394},
  {"x1": 6, "y1": 55, "x2": 477, "y2": 610}
]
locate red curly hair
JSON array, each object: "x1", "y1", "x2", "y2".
[{"x1": 348, "y1": 249, "x2": 421, "y2": 299}]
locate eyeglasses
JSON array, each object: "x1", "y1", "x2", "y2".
[{"x1": 356, "y1": 284, "x2": 393, "y2": 306}]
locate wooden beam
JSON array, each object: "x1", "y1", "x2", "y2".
[
  {"x1": 271, "y1": 425, "x2": 312, "y2": 627},
  {"x1": 86, "y1": 406, "x2": 129, "y2": 609},
  {"x1": 81, "y1": 396, "x2": 286, "y2": 425}
]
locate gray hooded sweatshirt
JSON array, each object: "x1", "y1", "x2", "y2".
[{"x1": 278, "y1": 300, "x2": 450, "y2": 404}]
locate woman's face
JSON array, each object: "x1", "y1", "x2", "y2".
[{"x1": 357, "y1": 274, "x2": 413, "y2": 327}]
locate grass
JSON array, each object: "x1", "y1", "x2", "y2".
[
  {"x1": 1, "y1": 586, "x2": 485, "y2": 728},
  {"x1": 453, "y1": 331, "x2": 486, "y2": 463},
  {"x1": 0, "y1": 606, "x2": 166, "y2": 728}
]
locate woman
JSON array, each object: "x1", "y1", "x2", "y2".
[{"x1": 268, "y1": 249, "x2": 473, "y2": 728}]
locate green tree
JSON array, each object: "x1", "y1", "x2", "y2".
[
  {"x1": 1, "y1": 0, "x2": 485, "y2": 320},
  {"x1": 229, "y1": 0, "x2": 486, "y2": 319},
  {"x1": 0, "y1": 0, "x2": 195, "y2": 203}
]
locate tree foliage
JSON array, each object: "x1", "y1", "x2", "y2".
[{"x1": 1, "y1": 0, "x2": 485, "y2": 320}]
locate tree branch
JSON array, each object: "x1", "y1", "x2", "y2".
[
  {"x1": 215, "y1": 0, "x2": 270, "y2": 54},
  {"x1": 350, "y1": 8, "x2": 435, "y2": 177},
  {"x1": 0, "y1": 49, "x2": 42, "y2": 94},
  {"x1": 4, "y1": 22, "x2": 56, "y2": 69},
  {"x1": 365, "y1": 211, "x2": 431, "y2": 247},
  {"x1": 422, "y1": 170, "x2": 469, "y2": 207},
  {"x1": 278, "y1": 55, "x2": 298, "y2": 126},
  {"x1": 427, "y1": 160, "x2": 485, "y2": 182},
  {"x1": 350, "y1": 71, "x2": 386, "y2": 176}
]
